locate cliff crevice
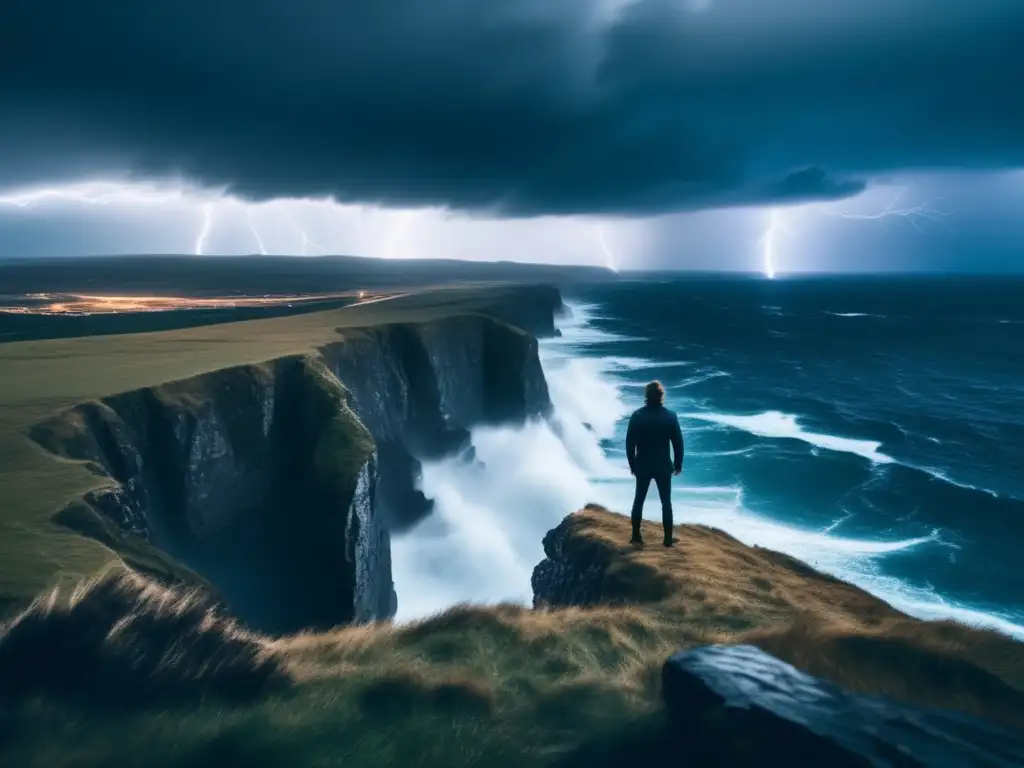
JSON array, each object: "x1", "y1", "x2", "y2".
[{"x1": 31, "y1": 356, "x2": 389, "y2": 635}]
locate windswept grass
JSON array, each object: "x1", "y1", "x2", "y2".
[
  {"x1": 2, "y1": 505, "x2": 1022, "y2": 766},
  {"x1": 0, "y1": 566, "x2": 287, "y2": 708}
]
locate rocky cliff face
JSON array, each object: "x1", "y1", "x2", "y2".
[
  {"x1": 531, "y1": 505, "x2": 674, "y2": 609},
  {"x1": 31, "y1": 357, "x2": 387, "y2": 636},
  {"x1": 662, "y1": 645, "x2": 1024, "y2": 767},
  {"x1": 531, "y1": 515, "x2": 615, "y2": 609},
  {"x1": 325, "y1": 315, "x2": 551, "y2": 530},
  {"x1": 30, "y1": 306, "x2": 556, "y2": 635},
  {"x1": 466, "y1": 284, "x2": 567, "y2": 339}
]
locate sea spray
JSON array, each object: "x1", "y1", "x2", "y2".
[
  {"x1": 391, "y1": 305, "x2": 625, "y2": 620},
  {"x1": 390, "y1": 300, "x2": 1024, "y2": 638},
  {"x1": 391, "y1": 420, "x2": 598, "y2": 620}
]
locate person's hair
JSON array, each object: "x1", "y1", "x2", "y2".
[{"x1": 644, "y1": 380, "x2": 665, "y2": 405}]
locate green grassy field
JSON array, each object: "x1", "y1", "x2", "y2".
[{"x1": 0, "y1": 285, "x2": 547, "y2": 615}]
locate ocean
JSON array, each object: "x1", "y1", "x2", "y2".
[{"x1": 391, "y1": 275, "x2": 1024, "y2": 638}]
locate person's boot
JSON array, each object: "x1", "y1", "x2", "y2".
[
  {"x1": 663, "y1": 532, "x2": 676, "y2": 547},
  {"x1": 630, "y1": 527, "x2": 644, "y2": 545}
]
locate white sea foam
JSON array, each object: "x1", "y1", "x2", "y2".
[
  {"x1": 683, "y1": 410, "x2": 895, "y2": 464},
  {"x1": 687, "y1": 446, "x2": 756, "y2": 458},
  {"x1": 390, "y1": 300, "x2": 1024, "y2": 639},
  {"x1": 913, "y1": 464, "x2": 1001, "y2": 498},
  {"x1": 392, "y1": 305, "x2": 626, "y2": 620},
  {"x1": 604, "y1": 357, "x2": 693, "y2": 372},
  {"x1": 669, "y1": 371, "x2": 732, "y2": 389},
  {"x1": 545, "y1": 304, "x2": 646, "y2": 346},
  {"x1": 826, "y1": 311, "x2": 884, "y2": 318},
  {"x1": 391, "y1": 419, "x2": 594, "y2": 619}
]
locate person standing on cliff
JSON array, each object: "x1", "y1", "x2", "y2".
[{"x1": 626, "y1": 380, "x2": 684, "y2": 547}]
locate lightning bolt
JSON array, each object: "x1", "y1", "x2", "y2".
[
  {"x1": 195, "y1": 204, "x2": 213, "y2": 256},
  {"x1": 759, "y1": 191, "x2": 951, "y2": 277},
  {"x1": 822, "y1": 191, "x2": 952, "y2": 233},
  {"x1": 0, "y1": 180, "x2": 227, "y2": 257},
  {"x1": 245, "y1": 209, "x2": 268, "y2": 255},
  {"x1": 760, "y1": 209, "x2": 781, "y2": 279},
  {"x1": 0, "y1": 182, "x2": 308, "y2": 258},
  {"x1": 597, "y1": 226, "x2": 618, "y2": 272},
  {"x1": 285, "y1": 212, "x2": 328, "y2": 256},
  {"x1": 0, "y1": 181, "x2": 185, "y2": 208},
  {"x1": 300, "y1": 229, "x2": 328, "y2": 256}
]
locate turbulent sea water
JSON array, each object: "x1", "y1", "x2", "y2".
[{"x1": 392, "y1": 275, "x2": 1024, "y2": 638}]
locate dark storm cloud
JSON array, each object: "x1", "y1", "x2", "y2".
[
  {"x1": 765, "y1": 168, "x2": 865, "y2": 203},
  {"x1": 1, "y1": 0, "x2": 1022, "y2": 215}
]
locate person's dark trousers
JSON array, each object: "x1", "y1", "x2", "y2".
[{"x1": 630, "y1": 473, "x2": 673, "y2": 540}]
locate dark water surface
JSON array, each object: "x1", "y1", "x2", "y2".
[{"x1": 566, "y1": 275, "x2": 1024, "y2": 633}]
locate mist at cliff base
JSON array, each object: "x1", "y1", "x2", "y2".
[{"x1": 389, "y1": 347, "x2": 620, "y2": 620}]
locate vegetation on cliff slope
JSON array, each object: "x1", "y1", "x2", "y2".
[{"x1": 2, "y1": 506, "x2": 1022, "y2": 767}]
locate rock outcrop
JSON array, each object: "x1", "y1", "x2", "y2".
[
  {"x1": 662, "y1": 644, "x2": 1024, "y2": 767},
  {"x1": 532, "y1": 508, "x2": 1024, "y2": 764},
  {"x1": 531, "y1": 505, "x2": 674, "y2": 609},
  {"x1": 531, "y1": 517, "x2": 617, "y2": 609},
  {"x1": 30, "y1": 300, "x2": 558, "y2": 635}
]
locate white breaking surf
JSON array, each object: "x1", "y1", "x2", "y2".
[{"x1": 389, "y1": 303, "x2": 1024, "y2": 639}]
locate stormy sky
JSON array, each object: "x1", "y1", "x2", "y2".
[{"x1": 1, "y1": 0, "x2": 1022, "y2": 271}]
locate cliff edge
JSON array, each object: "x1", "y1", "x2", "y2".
[
  {"x1": 3, "y1": 286, "x2": 555, "y2": 634},
  {"x1": 532, "y1": 505, "x2": 1024, "y2": 729},
  {"x1": 2, "y1": 505, "x2": 1023, "y2": 767}
]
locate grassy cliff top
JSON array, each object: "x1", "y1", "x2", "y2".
[
  {"x1": 2, "y1": 505, "x2": 1022, "y2": 767},
  {"x1": 0, "y1": 284, "x2": 551, "y2": 611}
]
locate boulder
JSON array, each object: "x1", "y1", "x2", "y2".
[{"x1": 662, "y1": 644, "x2": 1024, "y2": 767}]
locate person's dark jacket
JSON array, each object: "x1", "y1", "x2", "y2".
[{"x1": 626, "y1": 404, "x2": 684, "y2": 477}]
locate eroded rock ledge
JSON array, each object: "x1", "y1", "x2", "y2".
[
  {"x1": 532, "y1": 504, "x2": 678, "y2": 609},
  {"x1": 531, "y1": 503, "x2": 902, "y2": 623},
  {"x1": 533, "y1": 506, "x2": 1024, "y2": 763},
  {"x1": 30, "y1": 300, "x2": 556, "y2": 635}
]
